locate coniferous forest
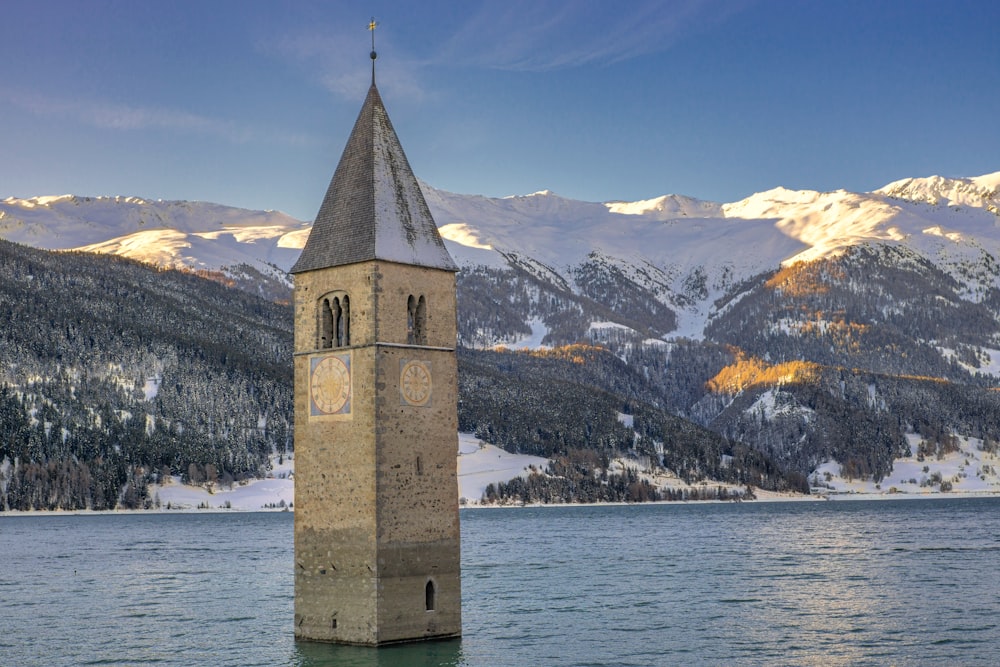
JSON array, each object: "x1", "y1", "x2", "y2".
[
  {"x1": 0, "y1": 240, "x2": 293, "y2": 509},
  {"x1": 4, "y1": 235, "x2": 1000, "y2": 509},
  {"x1": 0, "y1": 239, "x2": 805, "y2": 509}
]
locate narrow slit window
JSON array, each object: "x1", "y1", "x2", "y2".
[
  {"x1": 407, "y1": 295, "x2": 416, "y2": 344},
  {"x1": 340, "y1": 295, "x2": 350, "y2": 346},
  {"x1": 320, "y1": 298, "x2": 334, "y2": 349},
  {"x1": 331, "y1": 297, "x2": 343, "y2": 347},
  {"x1": 415, "y1": 295, "x2": 427, "y2": 345},
  {"x1": 425, "y1": 580, "x2": 436, "y2": 611}
]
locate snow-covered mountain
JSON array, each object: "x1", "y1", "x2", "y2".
[
  {"x1": 0, "y1": 195, "x2": 308, "y2": 296},
  {"x1": 3, "y1": 172, "x2": 998, "y2": 345},
  {"x1": 433, "y1": 173, "x2": 1000, "y2": 339},
  {"x1": 4, "y1": 171, "x2": 1000, "y2": 507}
]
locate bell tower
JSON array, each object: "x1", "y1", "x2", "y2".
[{"x1": 290, "y1": 46, "x2": 461, "y2": 645}]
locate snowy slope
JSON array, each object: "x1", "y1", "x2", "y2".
[
  {"x1": 433, "y1": 173, "x2": 1000, "y2": 274},
  {"x1": 5, "y1": 173, "x2": 998, "y2": 277},
  {"x1": 150, "y1": 433, "x2": 549, "y2": 510},
  {"x1": 427, "y1": 185, "x2": 806, "y2": 300},
  {"x1": 813, "y1": 433, "x2": 1000, "y2": 498},
  {"x1": 723, "y1": 180, "x2": 1000, "y2": 290},
  {"x1": 432, "y1": 173, "x2": 1000, "y2": 337},
  {"x1": 0, "y1": 195, "x2": 308, "y2": 282},
  {"x1": 3, "y1": 172, "x2": 999, "y2": 338}
]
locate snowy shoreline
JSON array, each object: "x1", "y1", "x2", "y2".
[
  {"x1": 3, "y1": 487, "x2": 998, "y2": 518},
  {"x1": 5, "y1": 431, "x2": 998, "y2": 516}
]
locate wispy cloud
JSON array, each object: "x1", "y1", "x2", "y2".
[
  {"x1": 261, "y1": 1, "x2": 750, "y2": 101},
  {"x1": 262, "y1": 25, "x2": 426, "y2": 102},
  {"x1": 1, "y1": 88, "x2": 314, "y2": 146},
  {"x1": 434, "y1": 0, "x2": 750, "y2": 72}
]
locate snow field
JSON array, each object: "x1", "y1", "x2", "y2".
[
  {"x1": 813, "y1": 433, "x2": 1000, "y2": 497},
  {"x1": 150, "y1": 433, "x2": 548, "y2": 511}
]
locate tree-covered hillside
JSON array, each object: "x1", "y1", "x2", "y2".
[
  {"x1": 459, "y1": 346, "x2": 806, "y2": 502},
  {"x1": 616, "y1": 245, "x2": 1000, "y2": 483},
  {"x1": 9, "y1": 232, "x2": 1000, "y2": 509},
  {"x1": 0, "y1": 239, "x2": 293, "y2": 510},
  {"x1": 0, "y1": 241, "x2": 805, "y2": 509}
]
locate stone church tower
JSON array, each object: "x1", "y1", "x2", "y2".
[{"x1": 290, "y1": 75, "x2": 461, "y2": 645}]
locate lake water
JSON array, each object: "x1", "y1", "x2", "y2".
[{"x1": 2, "y1": 498, "x2": 999, "y2": 666}]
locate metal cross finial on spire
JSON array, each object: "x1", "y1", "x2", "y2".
[{"x1": 369, "y1": 18, "x2": 378, "y2": 84}]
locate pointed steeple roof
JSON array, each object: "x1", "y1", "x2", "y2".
[{"x1": 291, "y1": 84, "x2": 457, "y2": 274}]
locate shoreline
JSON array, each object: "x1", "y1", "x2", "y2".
[{"x1": 4, "y1": 488, "x2": 999, "y2": 516}]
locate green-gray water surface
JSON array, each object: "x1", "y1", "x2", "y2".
[{"x1": 2, "y1": 497, "x2": 999, "y2": 666}]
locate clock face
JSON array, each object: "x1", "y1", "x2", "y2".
[
  {"x1": 400, "y1": 360, "x2": 432, "y2": 407},
  {"x1": 310, "y1": 354, "x2": 351, "y2": 416}
]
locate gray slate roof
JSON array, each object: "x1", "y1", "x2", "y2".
[{"x1": 291, "y1": 84, "x2": 458, "y2": 274}]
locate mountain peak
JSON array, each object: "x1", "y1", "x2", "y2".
[
  {"x1": 876, "y1": 172, "x2": 1000, "y2": 213},
  {"x1": 4, "y1": 194, "x2": 155, "y2": 209},
  {"x1": 605, "y1": 194, "x2": 723, "y2": 219},
  {"x1": 500, "y1": 189, "x2": 558, "y2": 199},
  {"x1": 972, "y1": 171, "x2": 1000, "y2": 191}
]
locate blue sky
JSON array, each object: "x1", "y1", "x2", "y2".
[{"x1": 2, "y1": 0, "x2": 997, "y2": 220}]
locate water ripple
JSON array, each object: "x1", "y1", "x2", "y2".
[{"x1": 2, "y1": 499, "x2": 1000, "y2": 665}]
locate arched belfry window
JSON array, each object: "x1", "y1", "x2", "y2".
[
  {"x1": 407, "y1": 295, "x2": 427, "y2": 346},
  {"x1": 416, "y1": 296, "x2": 426, "y2": 344},
  {"x1": 320, "y1": 298, "x2": 335, "y2": 349},
  {"x1": 406, "y1": 295, "x2": 415, "y2": 344},
  {"x1": 339, "y1": 295, "x2": 350, "y2": 346},
  {"x1": 318, "y1": 293, "x2": 350, "y2": 349},
  {"x1": 425, "y1": 579, "x2": 436, "y2": 611}
]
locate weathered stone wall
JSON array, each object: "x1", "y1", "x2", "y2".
[
  {"x1": 293, "y1": 262, "x2": 460, "y2": 645},
  {"x1": 374, "y1": 344, "x2": 461, "y2": 642},
  {"x1": 295, "y1": 265, "x2": 376, "y2": 643}
]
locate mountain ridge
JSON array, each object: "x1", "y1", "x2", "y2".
[
  {"x1": 4, "y1": 170, "x2": 1000, "y2": 507},
  {"x1": 6, "y1": 171, "x2": 997, "y2": 347},
  {"x1": 4, "y1": 171, "x2": 999, "y2": 352}
]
